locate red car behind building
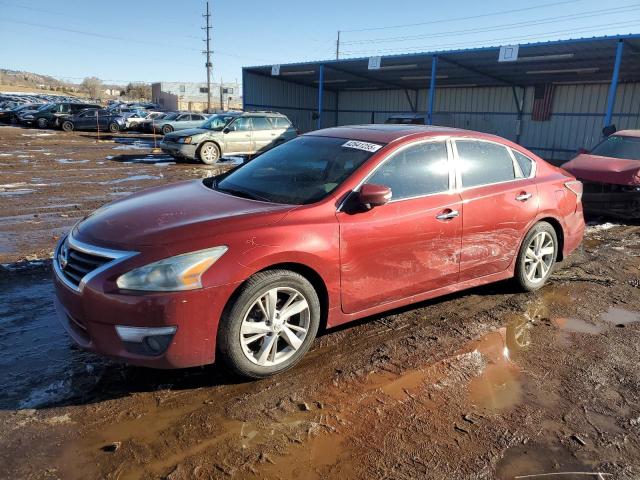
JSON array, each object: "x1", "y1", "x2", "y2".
[{"x1": 54, "y1": 125, "x2": 584, "y2": 378}]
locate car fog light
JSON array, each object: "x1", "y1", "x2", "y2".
[{"x1": 115, "y1": 325, "x2": 177, "y2": 342}]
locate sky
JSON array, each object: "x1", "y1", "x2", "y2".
[{"x1": 0, "y1": 0, "x2": 638, "y2": 86}]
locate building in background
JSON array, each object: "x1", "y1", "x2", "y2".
[{"x1": 151, "y1": 81, "x2": 242, "y2": 112}]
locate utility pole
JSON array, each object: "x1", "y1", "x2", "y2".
[
  {"x1": 202, "y1": 1, "x2": 213, "y2": 112},
  {"x1": 336, "y1": 30, "x2": 340, "y2": 60}
]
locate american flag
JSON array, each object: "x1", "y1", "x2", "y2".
[{"x1": 532, "y1": 84, "x2": 554, "y2": 121}]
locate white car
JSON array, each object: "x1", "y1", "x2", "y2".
[{"x1": 125, "y1": 111, "x2": 165, "y2": 131}]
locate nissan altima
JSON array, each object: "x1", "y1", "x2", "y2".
[{"x1": 53, "y1": 125, "x2": 584, "y2": 378}]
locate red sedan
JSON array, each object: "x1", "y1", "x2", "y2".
[
  {"x1": 562, "y1": 130, "x2": 640, "y2": 218},
  {"x1": 53, "y1": 125, "x2": 584, "y2": 378}
]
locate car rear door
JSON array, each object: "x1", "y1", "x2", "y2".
[
  {"x1": 74, "y1": 110, "x2": 95, "y2": 129},
  {"x1": 337, "y1": 139, "x2": 462, "y2": 314},
  {"x1": 453, "y1": 138, "x2": 538, "y2": 282},
  {"x1": 223, "y1": 117, "x2": 252, "y2": 154},
  {"x1": 249, "y1": 116, "x2": 277, "y2": 153}
]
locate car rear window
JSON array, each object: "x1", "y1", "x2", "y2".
[
  {"x1": 271, "y1": 117, "x2": 292, "y2": 128},
  {"x1": 213, "y1": 136, "x2": 381, "y2": 204},
  {"x1": 456, "y1": 140, "x2": 516, "y2": 188},
  {"x1": 251, "y1": 116, "x2": 273, "y2": 130},
  {"x1": 590, "y1": 135, "x2": 640, "y2": 160}
]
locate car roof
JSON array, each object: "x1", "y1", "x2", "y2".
[
  {"x1": 305, "y1": 124, "x2": 482, "y2": 143},
  {"x1": 612, "y1": 130, "x2": 640, "y2": 138}
]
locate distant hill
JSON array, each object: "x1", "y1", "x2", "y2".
[{"x1": 0, "y1": 69, "x2": 125, "y2": 97}]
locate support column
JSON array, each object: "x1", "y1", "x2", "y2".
[
  {"x1": 427, "y1": 55, "x2": 438, "y2": 125},
  {"x1": 317, "y1": 64, "x2": 324, "y2": 130},
  {"x1": 604, "y1": 40, "x2": 624, "y2": 130}
]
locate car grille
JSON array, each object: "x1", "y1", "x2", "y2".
[{"x1": 56, "y1": 238, "x2": 114, "y2": 288}]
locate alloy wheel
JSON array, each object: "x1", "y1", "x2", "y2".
[
  {"x1": 201, "y1": 143, "x2": 219, "y2": 163},
  {"x1": 524, "y1": 231, "x2": 555, "y2": 283},
  {"x1": 239, "y1": 287, "x2": 310, "y2": 367}
]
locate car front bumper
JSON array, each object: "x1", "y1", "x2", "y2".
[
  {"x1": 53, "y1": 244, "x2": 237, "y2": 369},
  {"x1": 160, "y1": 141, "x2": 198, "y2": 160},
  {"x1": 582, "y1": 181, "x2": 640, "y2": 218}
]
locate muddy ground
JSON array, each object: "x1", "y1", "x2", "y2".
[{"x1": 1, "y1": 125, "x2": 640, "y2": 479}]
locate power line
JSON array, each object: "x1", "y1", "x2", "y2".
[
  {"x1": 340, "y1": 20, "x2": 640, "y2": 56},
  {"x1": 341, "y1": 4, "x2": 640, "y2": 45},
  {"x1": 341, "y1": 0, "x2": 587, "y2": 32}
]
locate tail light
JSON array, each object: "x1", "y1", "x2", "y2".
[{"x1": 565, "y1": 180, "x2": 583, "y2": 202}]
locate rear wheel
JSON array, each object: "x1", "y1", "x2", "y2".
[
  {"x1": 109, "y1": 122, "x2": 120, "y2": 133},
  {"x1": 514, "y1": 221, "x2": 558, "y2": 291},
  {"x1": 61, "y1": 120, "x2": 74, "y2": 132},
  {"x1": 36, "y1": 117, "x2": 48, "y2": 129},
  {"x1": 162, "y1": 125, "x2": 173, "y2": 135},
  {"x1": 218, "y1": 270, "x2": 320, "y2": 378},
  {"x1": 198, "y1": 142, "x2": 220, "y2": 164}
]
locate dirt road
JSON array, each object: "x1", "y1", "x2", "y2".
[{"x1": 1, "y1": 125, "x2": 640, "y2": 479}]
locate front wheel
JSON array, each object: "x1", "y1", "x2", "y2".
[
  {"x1": 514, "y1": 221, "x2": 558, "y2": 291},
  {"x1": 162, "y1": 125, "x2": 173, "y2": 135},
  {"x1": 218, "y1": 270, "x2": 320, "y2": 378},
  {"x1": 198, "y1": 142, "x2": 220, "y2": 164},
  {"x1": 109, "y1": 122, "x2": 120, "y2": 133},
  {"x1": 61, "y1": 121, "x2": 74, "y2": 132},
  {"x1": 36, "y1": 117, "x2": 48, "y2": 129}
]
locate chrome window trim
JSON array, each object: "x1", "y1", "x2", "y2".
[
  {"x1": 451, "y1": 137, "x2": 537, "y2": 192},
  {"x1": 53, "y1": 233, "x2": 138, "y2": 293},
  {"x1": 337, "y1": 137, "x2": 455, "y2": 211}
]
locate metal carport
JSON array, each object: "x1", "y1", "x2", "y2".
[{"x1": 243, "y1": 34, "x2": 640, "y2": 163}]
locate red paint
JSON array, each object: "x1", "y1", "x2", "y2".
[
  {"x1": 54, "y1": 125, "x2": 584, "y2": 369},
  {"x1": 562, "y1": 153, "x2": 640, "y2": 186}
]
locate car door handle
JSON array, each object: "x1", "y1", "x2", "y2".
[
  {"x1": 436, "y1": 209, "x2": 459, "y2": 220},
  {"x1": 516, "y1": 192, "x2": 532, "y2": 202}
]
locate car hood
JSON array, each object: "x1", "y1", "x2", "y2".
[
  {"x1": 561, "y1": 154, "x2": 640, "y2": 185},
  {"x1": 73, "y1": 180, "x2": 295, "y2": 249},
  {"x1": 164, "y1": 128, "x2": 215, "y2": 140}
]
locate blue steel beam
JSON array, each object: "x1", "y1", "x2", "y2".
[
  {"x1": 604, "y1": 40, "x2": 624, "y2": 129},
  {"x1": 317, "y1": 64, "x2": 324, "y2": 130},
  {"x1": 427, "y1": 55, "x2": 438, "y2": 125}
]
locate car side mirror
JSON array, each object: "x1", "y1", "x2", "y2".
[
  {"x1": 223, "y1": 128, "x2": 230, "y2": 134},
  {"x1": 359, "y1": 183, "x2": 392, "y2": 208}
]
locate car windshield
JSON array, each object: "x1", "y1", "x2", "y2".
[
  {"x1": 201, "y1": 114, "x2": 236, "y2": 131},
  {"x1": 162, "y1": 112, "x2": 180, "y2": 121},
  {"x1": 36, "y1": 104, "x2": 53, "y2": 112},
  {"x1": 213, "y1": 136, "x2": 381, "y2": 205},
  {"x1": 591, "y1": 135, "x2": 640, "y2": 160}
]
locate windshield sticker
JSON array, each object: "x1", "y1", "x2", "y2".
[{"x1": 342, "y1": 140, "x2": 382, "y2": 152}]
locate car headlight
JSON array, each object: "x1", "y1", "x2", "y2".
[
  {"x1": 177, "y1": 136, "x2": 192, "y2": 144},
  {"x1": 116, "y1": 246, "x2": 228, "y2": 291}
]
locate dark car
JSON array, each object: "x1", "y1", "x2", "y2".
[
  {"x1": 53, "y1": 125, "x2": 584, "y2": 378},
  {"x1": 562, "y1": 130, "x2": 640, "y2": 218},
  {"x1": 20, "y1": 102, "x2": 101, "y2": 128},
  {"x1": 61, "y1": 109, "x2": 127, "y2": 133},
  {"x1": 0, "y1": 103, "x2": 38, "y2": 124}
]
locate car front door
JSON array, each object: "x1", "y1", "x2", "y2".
[
  {"x1": 453, "y1": 139, "x2": 538, "y2": 282},
  {"x1": 337, "y1": 140, "x2": 462, "y2": 314},
  {"x1": 74, "y1": 110, "x2": 95, "y2": 129},
  {"x1": 223, "y1": 117, "x2": 252, "y2": 154}
]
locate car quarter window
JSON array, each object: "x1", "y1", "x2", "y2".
[
  {"x1": 512, "y1": 150, "x2": 534, "y2": 177},
  {"x1": 455, "y1": 140, "x2": 516, "y2": 188},
  {"x1": 250, "y1": 116, "x2": 272, "y2": 130},
  {"x1": 272, "y1": 117, "x2": 292, "y2": 129},
  {"x1": 367, "y1": 141, "x2": 450, "y2": 200}
]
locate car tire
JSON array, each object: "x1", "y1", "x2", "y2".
[
  {"x1": 61, "y1": 121, "x2": 74, "y2": 132},
  {"x1": 514, "y1": 221, "x2": 558, "y2": 292},
  {"x1": 162, "y1": 125, "x2": 173, "y2": 135},
  {"x1": 36, "y1": 118, "x2": 48, "y2": 129},
  {"x1": 218, "y1": 269, "x2": 321, "y2": 379},
  {"x1": 109, "y1": 122, "x2": 120, "y2": 133},
  {"x1": 198, "y1": 142, "x2": 221, "y2": 164},
  {"x1": 10, "y1": 117, "x2": 17, "y2": 125}
]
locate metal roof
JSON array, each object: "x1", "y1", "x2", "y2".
[{"x1": 244, "y1": 34, "x2": 640, "y2": 90}]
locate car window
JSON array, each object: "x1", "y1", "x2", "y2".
[
  {"x1": 215, "y1": 136, "x2": 379, "y2": 204},
  {"x1": 192, "y1": 114, "x2": 204, "y2": 121},
  {"x1": 590, "y1": 135, "x2": 640, "y2": 160},
  {"x1": 456, "y1": 140, "x2": 516, "y2": 188},
  {"x1": 368, "y1": 141, "x2": 449, "y2": 200},
  {"x1": 512, "y1": 150, "x2": 534, "y2": 177},
  {"x1": 78, "y1": 111, "x2": 94, "y2": 118},
  {"x1": 271, "y1": 117, "x2": 292, "y2": 129},
  {"x1": 250, "y1": 116, "x2": 273, "y2": 131},
  {"x1": 228, "y1": 117, "x2": 251, "y2": 131}
]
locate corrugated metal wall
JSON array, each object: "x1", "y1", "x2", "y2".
[
  {"x1": 244, "y1": 70, "x2": 640, "y2": 163},
  {"x1": 244, "y1": 72, "x2": 336, "y2": 132}
]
